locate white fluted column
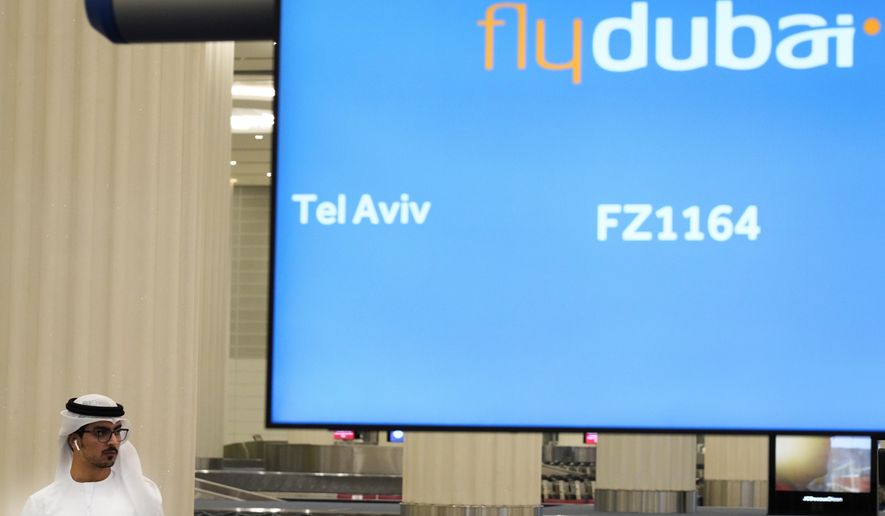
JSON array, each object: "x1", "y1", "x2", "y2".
[
  {"x1": 596, "y1": 434, "x2": 698, "y2": 513},
  {"x1": 194, "y1": 41, "x2": 234, "y2": 461},
  {"x1": 0, "y1": 1, "x2": 233, "y2": 513},
  {"x1": 403, "y1": 432, "x2": 542, "y2": 516},
  {"x1": 703, "y1": 435, "x2": 768, "y2": 508}
]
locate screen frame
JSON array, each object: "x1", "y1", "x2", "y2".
[{"x1": 265, "y1": 0, "x2": 885, "y2": 435}]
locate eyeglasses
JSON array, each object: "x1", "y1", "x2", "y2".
[{"x1": 81, "y1": 427, "x2": 129, "y2": 443}]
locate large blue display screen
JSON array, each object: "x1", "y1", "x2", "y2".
[{"x1": 271, "y1": 0, "x2": 885, "y2": 432}]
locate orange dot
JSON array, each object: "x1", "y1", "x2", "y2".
[{"x1": 864, "y1": 17, "x2": 881, "y2": 36}]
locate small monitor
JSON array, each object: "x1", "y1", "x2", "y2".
[
  {"x1": 769, "y1": 435, "x2": 877, "y2": 515},
  {"x1": 584, "y1": 432, "x2": 598, "y2": 446},
  {"x1": 388, "y1": 430, "x2": 405, "y2": 443}
]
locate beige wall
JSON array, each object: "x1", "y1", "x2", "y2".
[
  {"x1": 403, "y1": 432, "x2": 542, "y2": 506},
  {"x1": 0, "y1": 1, "x2": 233, "y2": 513},
  {"x1": 705, "y1": 435, "x2": 768, "y2": 481},
  {"x1": 596, "y1": 433, "x2": 697, "y2": 491}
]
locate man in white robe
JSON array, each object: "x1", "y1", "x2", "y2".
[{"x1": 21, "y1": 394, "x2": 164, "y2": 516}]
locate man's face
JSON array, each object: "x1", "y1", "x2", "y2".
[{"x1": 73, "y1": 421, "x2": 123, "y2": 469}]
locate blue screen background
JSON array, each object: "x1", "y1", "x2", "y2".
[{"x1": 271, "y1": 0, "x2": 885, "y2": 431}]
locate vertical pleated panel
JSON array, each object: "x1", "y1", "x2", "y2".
[
  {"x1": 403, "y1": 432, "x2": 542, "y2": 506},
  {"x1": 704, "y1": 435, "x2": 768, "y2": 481},
  {"x1": 596, "y1": 434, "x2": 697, "y2": 491},
  {"x1": 0, "y1": 1, "x2": 233, "y2": 513},
  {"x1": 194, "y1": 39, "x2": 233, "y2": 461}
]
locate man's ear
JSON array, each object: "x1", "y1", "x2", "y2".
[{"x1": 68, "y1": 436, "x2": 80, "y2": 452}]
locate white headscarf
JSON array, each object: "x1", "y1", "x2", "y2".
[{"x1": 58, "y1": 394, "x2": 163, "y2": 516}]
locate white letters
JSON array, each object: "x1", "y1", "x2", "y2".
[
  {"x1": 410, "y1": 201, "x2": 432, "y2": 224},
  {"x1": 597, "y1": 204, "x2": 622, "y2": 241},
  {"x1": 312, "y1": 195, "x2": 347, "y2": 225},
  {"x1": 597, "y1": 204, "x2": 761, "y2": 242},
  {"x1": 777, "y1": 14, "x2": 855, "y2": 69},
  {"x1": 592, "y1": 2, "x2": 648, "y2": 72},
  {"x1": 291, "y1": 193, "x2": 431, "y2": 226},
  {"x1": 655, "y1": 206, "x2": 678, "y2": 241},
  {"x1": 715, "y1": 1, "x2": 772, "y2": 70},
  {"x1": 623, "y1": 204, "x2": 653, "y2": 241},
  {"x1": 656, "y1": 16, "x2": 709, "y2": 71},
  {"x1": 353, "y1": 194, "x2": 380, "y2": 225},
  {"x1": 291, "y1": 194, "x2": 318, "y2": 224},
  {"x1": 378, "y1": 200, "x2": 400, "y2": 224},
  {"x1": 316, "y1": 201, "x2": 338, "y2": 225},
  {"x1": 834, "y1": 15, "x2": 856, "y2": 68},
  {"x1": 400, "y1": 194, "x2": 411, "y2": 224}
]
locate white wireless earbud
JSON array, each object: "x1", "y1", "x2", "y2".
[{"x1": 73, "y1": 440, "x2": 81, "y2": 452}]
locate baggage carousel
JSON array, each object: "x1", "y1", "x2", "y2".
[
  {"x1": 194, "y1": 502, "x2": 774, "y2": 516},
  {"x1": 195, "y1": 442, "x2": 884, "y2": 516}
]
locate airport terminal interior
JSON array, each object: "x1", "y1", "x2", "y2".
[
  {"x1": 1, "y1": 4, "x2": 883, "y2": 516},
  {"x1": 209, "y1": 42, "x2": 885, "y2": 516}
]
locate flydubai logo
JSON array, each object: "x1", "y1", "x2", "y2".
[{"x1": 478, "y1": 1, "x2": 882, "y2": 84}]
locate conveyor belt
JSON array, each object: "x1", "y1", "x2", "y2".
[
  {"x1": 542, "y1": 464, "x2": 578, "y2": 477},
  {"x1": 195, "y1": 499, "x2": 401, "y2": 515},
  {"x1": 193, "y1": 502, "x2": 779, "y2": 516},
  {"x1": 196, "y1": 469, "x2": 402, "y2": 497},
  {"x1": 196, "y1": 478, "x2": 284, "y2": 501}
]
